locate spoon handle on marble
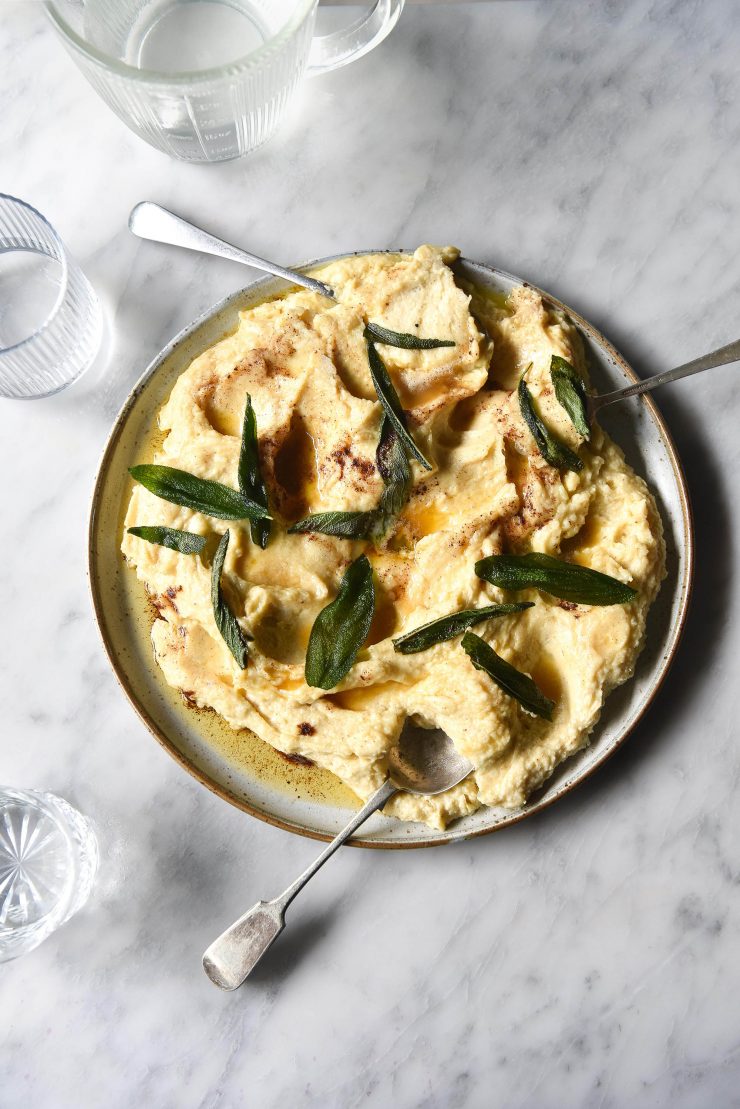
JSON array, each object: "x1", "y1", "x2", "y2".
[
  {"x1": 202, "y1": 779, "x2": 397, "y2": 991},
  {"x1": 128, "y1": 201, "x2": 336, "y2": 301},
  {"x1": 590, "y1": 337, "x2": 740, "y2": 416}
]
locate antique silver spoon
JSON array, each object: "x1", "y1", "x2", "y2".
[
  {"x1": 129, "y1": 201, "x2": 739, "y2": 419},
  {"x1": 202, "y1": 724, "x2": 473, "y2": 991},
  {"x1": 587, "y1": 337, "x2": 740, "y2": 421},
  {"x1": 129, "y1": 200, "x2": 337, "y2": 301}
]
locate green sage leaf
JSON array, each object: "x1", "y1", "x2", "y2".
[
  {"x1": 461, "y1": 631, "x2": 554, "y2": 720},
  {"x1": 365, "y1": 332, "x2": 432, "y2": 471},
  {"x1": 289, "y1": 511, "x2": 377, "y2": 539},
  {"x1": 518, "y1": 376, "x2": 583, "y2": 472},
  {"x1": 475, "y1": 551, "x2": 637, "y2": 605},
  {"x1": 130, "y1": 464, "x2": 270, "y2": 522},
  {"x1": 376, "y1": 415, "x2": 410, "y2": 488},
  {"x1": 373, "y1": 416, "x2": 412, "y2": 535},
  {"x1": 238, "y1": 393, "x2": 271, "y2": 548},
  {"x1": 551, "y1": 356, "x2": 590, "y2": 440},
  {"x1": 211, "y1": 530, "x2": 250, "y2": 669},
  {"x1": 305, "y1": 555, "x2": 375, "y2": 689},
  {"x1": 393, "y1": 602, "x2": 533, "y2": 654},
  {"x1": 365, "y1": 322, "x2": 456, "y2": 350},
  {"x1": 126, "y1": 526, "x2": 206, "y2": 554}
]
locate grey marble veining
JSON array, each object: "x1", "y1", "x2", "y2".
[{"x1": 2, "y1": 1, "x2": 740, "y2": 1105}]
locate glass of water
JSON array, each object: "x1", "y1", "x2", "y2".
[
  {"x1": 0, "y1": 194, "x2": 103, "y2": 400},
  {"x1": 45, "y1": 0, "x2": 405, "y2": 163},
  {"x1": 0, "y1": 787, "x2": 98, "y2": 963}
]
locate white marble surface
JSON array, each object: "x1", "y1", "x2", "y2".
[{"x1": 2, "y1": 1, "x2": 740, "y2": 1105}]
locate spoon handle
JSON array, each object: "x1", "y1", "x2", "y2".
[
  {"x1": 128, "y1": 201, "x2": 336, "y2": 301},
  {"x1": 593, "y1": 337, "x2": 740, "y2": 413},
  {"x1": 202, "y1": 778, "x2": 396, "y2": 990}
]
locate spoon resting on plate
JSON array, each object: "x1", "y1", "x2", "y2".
[
  {"x1": 129, "y1": 200, "x2": 739, "y2": 418},
  {"x1": 587, "y1": 337, "x2": 740, "y2": 421},
  {"x1": 202, "y1": 724, "x2": 473, "y2": 990},
  {"x1": 129, "y1": 200, "x2": 337, "y2": 302}
]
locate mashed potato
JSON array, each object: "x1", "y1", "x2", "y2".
[{"x1": 122, "y1": 247, "x2": 665, "y2": 829}]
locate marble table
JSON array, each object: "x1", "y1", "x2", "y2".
[{"x1": 2, "y1": 2, "x2": 740, "y2": 1105}]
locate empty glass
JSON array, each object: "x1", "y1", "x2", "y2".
[
  {"x1": 0, "y1": 195, "x2": 103, "y2": 400},
  {"x1": 0, "y1": 787, "x2": 98, "y2": 962},
  {"x1": 46, "y1": 0, "x2": 406, "y2": 163}
]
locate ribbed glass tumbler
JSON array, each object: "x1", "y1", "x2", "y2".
[{"x1": 0, "y1": 195, "x2": 103, "y2": 400}]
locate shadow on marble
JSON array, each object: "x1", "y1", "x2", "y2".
[{"x1": 245, "y1": 910, "x2": 340, "y2": 987}]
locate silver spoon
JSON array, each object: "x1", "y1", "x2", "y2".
[
  {"x1": 129, "y1": 200, "x2": 337, "y2": 301},
  {"x1": 202, "y1": 724, "x2": 473, "y2": 991},
  {"x1": 130, "y1": 201, "x2": 739, "y2": 419},
  {"x1": 587, "y1": 337, "x2": 740, "y2": 421}
]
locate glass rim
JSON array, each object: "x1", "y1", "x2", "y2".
[
  {"x1": 44, "y1": 0, "x2": 318, "y2": 84},
  {"x1": 0, "y1": 193, "x2": 69, "y2": 359}
]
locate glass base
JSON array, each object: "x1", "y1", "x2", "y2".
[{"x1": 0, "y1": 788, "x2": 98, "y2": 962}]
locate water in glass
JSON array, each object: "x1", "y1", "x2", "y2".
[
  {"x1": 0, "y1": 251, "x2": 62, "y2": 350},
  {"x1": 83, "y1": 0, "x2": 273, "y2": 73},
  {"x1": 75, "y1": 0, "x2": 310, "y2": 161}
]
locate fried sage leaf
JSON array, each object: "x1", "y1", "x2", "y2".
[
  {"x1": 393, "y1": 602, "x2": 533, "y2": 655},
  {"x1": 551, "y1": 356, "x2": 590, "y2": 440},
  {"x1": 374, "y1": 415, "x2": 412, "y2": 532},
  {"x1": 238, "y1": 394, "x2": 271, "y2": 548},
  {"x1": 289, "y1": 418, "x2": 413, "y2": 541},
  {"x1": 126, "y1": 525, "x2": 206, "y2": 554},
  {"x1": 461, "y1": 631, "x2": 554, "y2": 720},
  {"x1": 475, "y1": 552, "x2": 637, "y2": 605},
  {"x1": 289, "y1": 511, "x2": 377, "y2": 539},
  {"x1": 211, "y1": 530, "x2": 250, "y2": 669},
  {"x1": 518, "y1": 377, "x2": 583, "y2": 472},
  {"x1": 365, "y1": 332, "x2": 432, "y2": 471},
  {"x1": 130, "y1": 465, "x2": 270, "y2": 522},
  {"x1": 305, "y1": 555, "x2": 375, "y2": 690},
  {"x1": 365, "y1": 322, "x2": 455, "y2": 350}
]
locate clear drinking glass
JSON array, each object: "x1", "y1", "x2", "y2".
[
  {"x1": 0, "y1": 195, "x2": 103, "y2": 400},
  {"x1": 45, "y1": 0, "x2": 406, "y2": 163},
  {"x1": 0, "y1": 787, "x2": 98, "y2": 962}
]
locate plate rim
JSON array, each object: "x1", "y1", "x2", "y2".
[{"x1": 88, "y1": 253, "x2": 695, "y2": 849}]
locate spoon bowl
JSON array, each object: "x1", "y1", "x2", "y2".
[{"x1": 388, "y1": 720, "x2": 473, "y2": 795}]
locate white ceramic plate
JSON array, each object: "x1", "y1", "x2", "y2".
[{"x1": 88, "y1": 254, "x2": 693, "y2": 848}]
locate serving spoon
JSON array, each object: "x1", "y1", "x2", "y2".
[
  {"x1": 129, "y1": 200, "x2": 740, "y2": 419},
  {"x1": 202, "y1": 724, "x2": 473, "y2": 991}
]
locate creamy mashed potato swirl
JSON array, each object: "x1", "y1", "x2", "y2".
[{"x1": 122, "y1": 247, "x2": 665, "y2": 829}]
